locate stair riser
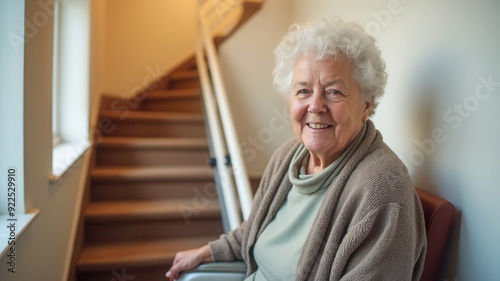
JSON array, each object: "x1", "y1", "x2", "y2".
[
  {"x1": 175, "y1": 58, "x2": 197, "y2": 72},
  {"x1": 78, "y1": 266, "x2": 169, "y2": 281},
  {"x1": 169, "y1": 79, "x2": 200, "y2": 89},
  {"x1": 146, "y1": 78, "x2": 169, "y2": 91},
  {"x1": 85, "y1": 218, "x2": 223, "y2": 245},
  {"x1": 99, "y1": 120, "x2": 206, "y2": 138},
  {"x1": 143, "y1": 99, "x2": 202, "y2": 112},
  {"x1": 91, "y1": 179, "x2": 217, "y2": 201},
  {"x1": 95, "y1": 147, "x2": 209, "y2": 167}
]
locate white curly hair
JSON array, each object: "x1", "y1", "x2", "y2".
[{"x1": 272, "y1": 17, "x2": 387, "y2": 116}]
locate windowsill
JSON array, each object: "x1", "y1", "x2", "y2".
[
  {"x1": 0, "y1": 208, "x2": 40, "y2": 259},
  {"x1": 50, "y1": 140, "x2": 91, "y2": 182}
]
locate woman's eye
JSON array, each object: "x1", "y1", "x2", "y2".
[
  {"x1": 328, "y1": 89, "x2": 344, "y2": 96},
  {"x1": 297, "y1": 89, "x2": 309, "y2": 95}
]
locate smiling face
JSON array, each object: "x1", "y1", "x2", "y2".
[{"x1": 290, "y1": 55, "x2": 372, "y2": 166}]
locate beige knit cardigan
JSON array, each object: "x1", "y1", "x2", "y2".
[{"x1": 209, "y1": 120, "x2": 427, "y2": 280}]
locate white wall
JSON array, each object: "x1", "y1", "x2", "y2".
[
  {"x1": 219, "y1": 0, "x2": 296, "y2": 177},
  {"x1": 224, "y1": 0, "x2": 500, "y2": 279},
  {"x1": 0, "y1": 0, "x2": 25, "y2": 216},
  {"x1": 0, "y1": 1, "x2": 91, "y2": 280},
  {"x1": 100, "y1": 0, "x2": 198, "y2": 98}
]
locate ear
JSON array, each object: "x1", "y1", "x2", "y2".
[{"x1": 362, "y1": 97, "x2": 374, "y2": 122}]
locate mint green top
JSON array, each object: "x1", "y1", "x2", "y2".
[{"x1": 245, "y1": 124, "x2": 367, "y2": 281}]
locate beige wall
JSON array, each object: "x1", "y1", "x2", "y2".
[
  {"x1": 0, "y1": 0, "x2": 91, "y2": 280},
  {"x1": 219, "y1": 0, "x2": 296, "y2": 177},
  {"x1": 99, "y1": 0, "x2": 198, "y2": 98},
  {"x1": 89, "y1": 0, "x2": 107, "y2": 123}
]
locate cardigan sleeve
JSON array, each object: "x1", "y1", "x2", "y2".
[
  {"x1": 208, "y1": 220, "x2": 250, "y2": 261},
  {"x1": 208, "y1": 176, "x2": 267, "y2": 262},
  {"x1": 335, "y1": 203, "x2": 426, "y2": 281}
]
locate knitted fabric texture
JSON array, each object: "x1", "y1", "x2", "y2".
[{"x1": 209, "y1": 120, "x2": 427, "y2": 280}]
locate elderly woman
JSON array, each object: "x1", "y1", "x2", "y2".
[{"x1": 167, "y1": 17, "x2": 426, "y2": 280}]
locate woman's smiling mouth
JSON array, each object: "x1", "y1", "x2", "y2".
[{"x1": 307, "y1": 123, "x2": 332, "y2": 129}]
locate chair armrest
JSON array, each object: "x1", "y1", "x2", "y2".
[{"x1": 177, "y1": 261, "x2": 247, "y2": 281}]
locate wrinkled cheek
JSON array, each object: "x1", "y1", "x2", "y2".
[
  {"x1": 290, "y1": 99, "x2": 307, "y2": 117},
  {"x1": 331, "y1": 107, "x2": 349, "y2": 123},
  {"x1": 290, "y1": 100, "x2": 307, "y2": 139}
]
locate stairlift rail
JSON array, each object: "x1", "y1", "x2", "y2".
[
  {"x1": 197, "y1": 1, "x2": 254, "y2": 229},
  {"x1": 195, "y1": 42, "x2": 242, "y2": 231}
]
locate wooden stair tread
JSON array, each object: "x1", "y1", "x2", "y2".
[
  {"x1": 169, "y1": 70, "x2": 198, "y2": 80},
  {"x1": 145, "y1": 88, "x2": 200, "y2": 99},
  {"x1": 100, "y1": 110, "x2": 203, "y2": 122},
  {"x1": 77, "y1": 236, "x2": 218, "y2": 271},
  {"x1": 99, "y1": 137, "x2": 208, "y2": 148},
  {"x1": 85, "y1": 199, "x2": 220, "y2": 221},
  {"x1": 91, "y1": 166, "x2": 212, "y2": 180}
]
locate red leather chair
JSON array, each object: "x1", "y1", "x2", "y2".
[{"x1": 416, "y1": 188, "x2": 456, "y2": 281}]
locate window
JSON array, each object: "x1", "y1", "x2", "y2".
[{"x1": 51, "y1": 0, "x2": 91, "y2": 180}]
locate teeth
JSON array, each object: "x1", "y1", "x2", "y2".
[{"x1": 308, "y1": 123, "x2": 329, "y2": 129}]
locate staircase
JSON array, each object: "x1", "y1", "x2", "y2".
[
  {"x1": 74, "y1": 58, "x2": 224, "y2": 281},
  {"x1": 69, "y1": 1, "x2": 264, "y2": 280}
]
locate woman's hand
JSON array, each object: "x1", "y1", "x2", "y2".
[{"x1": 165, "y1": 244, "x2": 213, "y2": 280}]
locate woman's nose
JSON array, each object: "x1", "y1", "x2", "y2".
[{"x1": 308, "y1": 92, "x2": 327, "y2": 114}]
